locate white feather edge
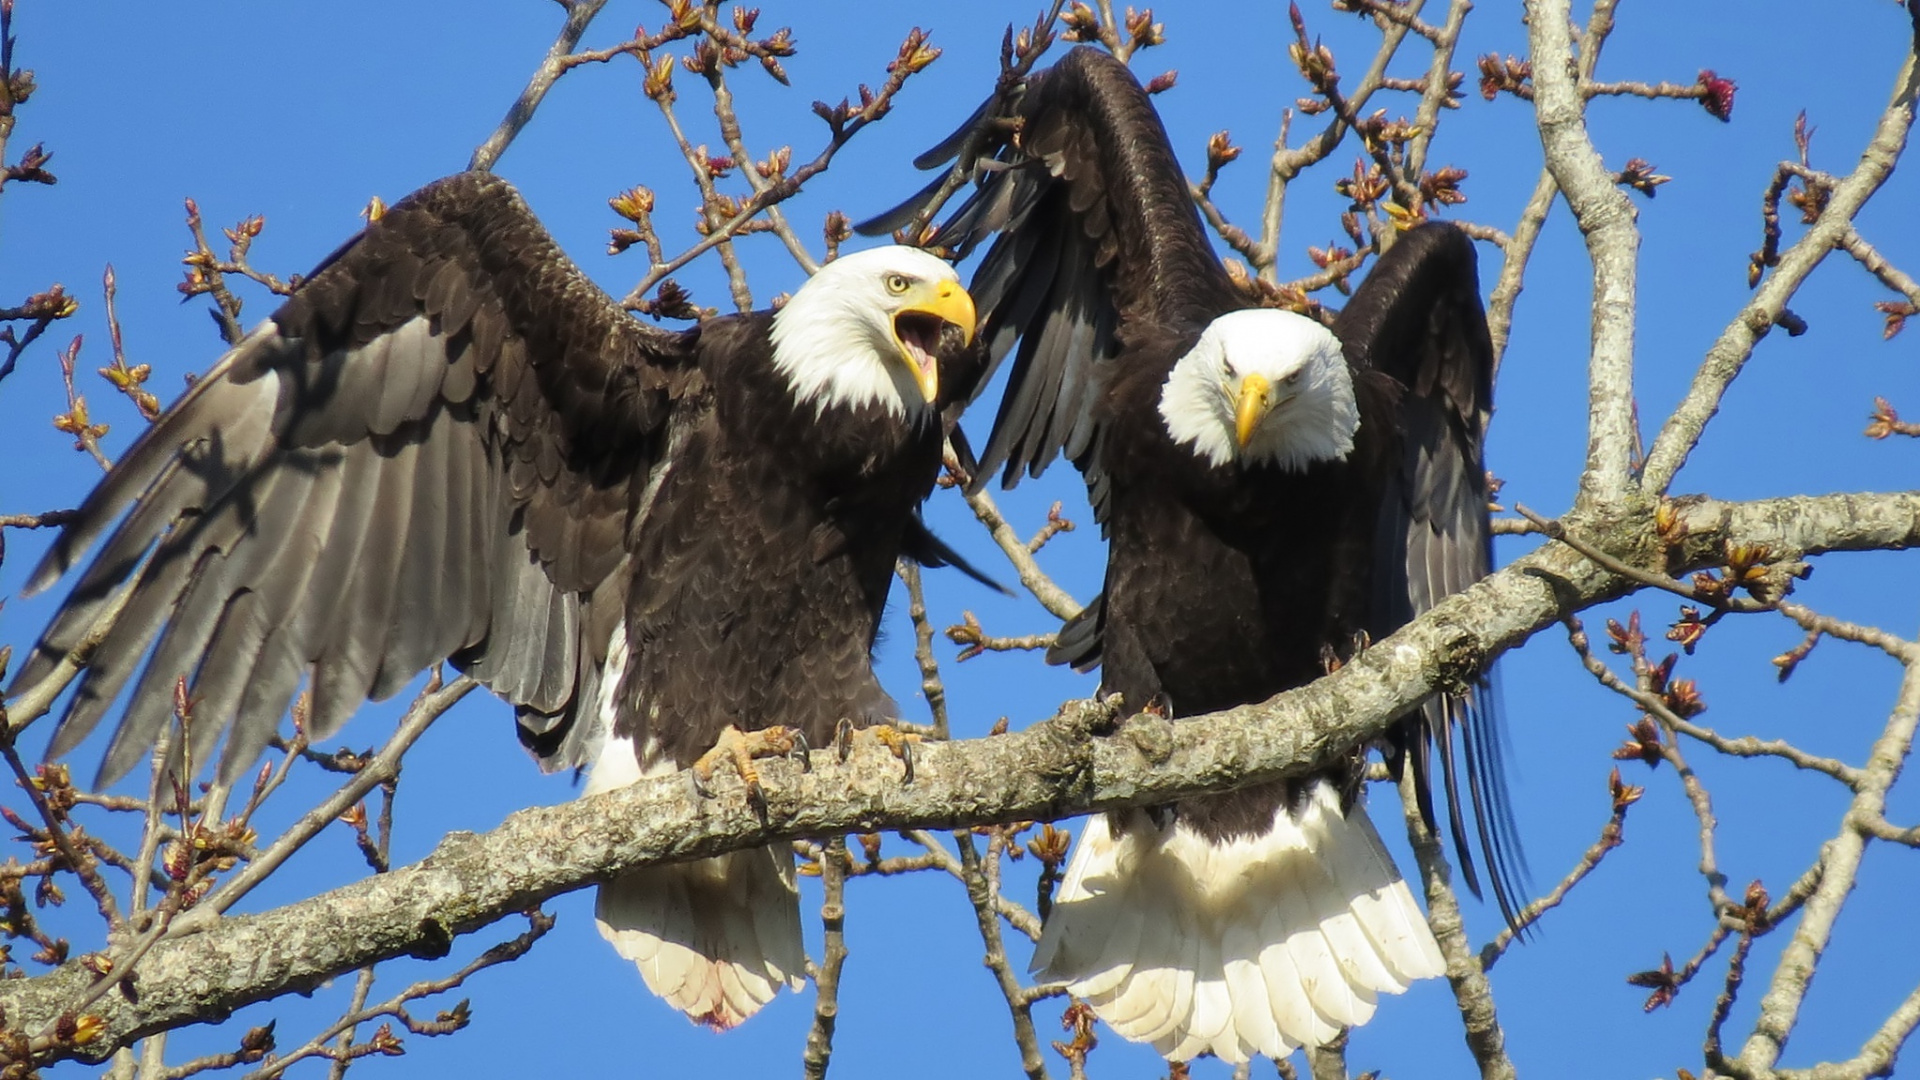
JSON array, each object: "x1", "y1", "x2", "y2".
[
  {"x1": 1031, "y1": 782, "x2": 1443, "y2": 1064},
  {"x1": 581, "y1": 629, "x2": 806, "y2": 1029}
]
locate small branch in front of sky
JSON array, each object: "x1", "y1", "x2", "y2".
[
  {"x1": 52, "y1": 335, "x2": 110, "y2": 471},
  {"x1": 177, "y1": 198, "x2": 296, "y2": 347},
  {"x1": 1480, "y1": 764, "x2": 1639, "y2": 970},
  {"x1": 696, "y1": 7, "x2": 820, "y2": 276},
  {"x1": 1190, "y1": 130, "x2": 1266, "y2": 268},
  {"x1": 0, "y1": 508, "x2": 77, "y2": 532},
  {"x1": 1641, "y1": 15, "x2": 1919, "y2": 493},
  {"x1": 635, "y1": 29, "x2": 761, "y2": 312},
  {"x1": 193, "y1": 676, "x2": 475, "y2": 924},
  {"x1": 1285, "y1": 4, "x2": 1424, "y2": 216},
  {"x1": 1485, "y1": 168, "x2": 1558, "y2": 370},
  {"x1": 1571, "y1": 606, "x2": 1736, "y2": 916},
  {"x1": 1396, "y1": 769, "x2": 1517, "y2": 1080},
  {"x1": 946, "y1": 449, "x2": 1084, "y2": 622},
  {"x1": 0, "y1": 0, "x2": 55, "y2": 200},
  {"x1": 1836, "y1": 226, "x2": 1920, "y2": 336},
  {"x1": 469, "y1": 0, "x2": 606, "y2": 171},
  {"x1": 1399, "y1": 0, "x2": 1473, "y2": 188},
  {"x1": 900, "y1": 830, "x2": 1044, "y2": 940},
  {"x1": 946, "y1": 612, "x2": 1057, "y2": 664},
  {"x1": 1333, "y1": 0, "x2": 1442, "y2": 43},
  {"x1": 0, "y1": 748, "x2": 124, "y2": 935},
  {"x1": 1259, "y1": 0, "x2": 1423, "y2": 282},
  {"x1": 800, "y1": 837, "x2": 849, "y2": 1080},
  {"x1": 956, "y1": 827, "x2": 1052, "y2": 1080},
  {"x1": 257, "y1": 910, "x2": 553, "y2": 1080},
  {"x1": 1449, "y1": 219, "x2": 1510, "y2": 248},
  {"x1": 617, "y1": 24, "x2": 946, "y2": 312},
  {"x1": 96, "y1": 266, "x2": 157, "y2": 422},
  {"x1": 1584, "y1": 74, "x2": 1737, "y2": 116},
  {"x1": 898, "y1": 560, "x2": 952, "y2": 738},
  {"x1": 1059, "y1": 1, "x2": 1163, "y2": 66},
  {"x1": 0, "y1": 283, "x2": 78, "y2": 387},
  {"x1": 1280, "y1": 241, "x2": 1369, "y2": 298},
  {"x1": 1866, "y1": 396, "x2": 1920, "y2": 440},
  {"x1": 1702, "y1": 918, "x2": 1756, "y2": 1069},
  {"x1": 1777, "y1": 599, "x2": 1920, "y2": 664},
  {"x1": 1750, "y1": 156, "x2": 1836, "y2": 287},
  {"x1": 1027, "y1": 502, "x2": 1077, "y2": 553},
  {"x1": 324, "y1": 967, "x2": 379, "y2": 1080},
  {"x1": 1733, "y1": 653, "x2": 1920, "y2": 1076},
  {"x1": 1050, "y1": 1000, "x2": 1097, "y2": 1080}
]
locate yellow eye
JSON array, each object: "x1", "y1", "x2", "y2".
[{"x1": 885, "y1": 273, "x2": 912, "y2": 294}]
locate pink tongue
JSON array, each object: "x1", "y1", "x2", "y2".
[{"x1": 903, "y1": 336, "x2": 935, "y2": 375}]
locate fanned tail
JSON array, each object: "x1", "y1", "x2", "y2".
[
  {"x1": 1031, "y1": 782, "x2": 1444, "y2": 1065},
  {"x1": 594, "y1": 845, "x2": 807, "y2": 1030},
  {"x1": 584, "y1": 734, "x2": 806, "y2": 1029}
]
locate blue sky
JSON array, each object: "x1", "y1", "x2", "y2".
[{"x1": 2, "y1": 2, "x2": 1917, "y2": 1077}]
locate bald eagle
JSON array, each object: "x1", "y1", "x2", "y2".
[
  {"x1": 866, "y1": 47, "x2": 1520, "y2": 1063},
  {"x1": 10, "y1": 171, "x2": 983, "y2": 1030}
]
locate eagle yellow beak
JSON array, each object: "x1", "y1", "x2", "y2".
[
  {"x1": 892, "y1": 279, "x2": 976, "y2": 403},
  {"x1": 1234, "y1": 372, "x2": 1276, "y2": 448}
]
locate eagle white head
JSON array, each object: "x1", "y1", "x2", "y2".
[
  {"x1": 1158, "y1": 308, "x2": 1359, "y2": 471},
  {"x1": 770, "y1": 246, "x2": 976, "y2": 419}
]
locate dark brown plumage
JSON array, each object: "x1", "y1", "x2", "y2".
[
  {"x1": 866, "y1": 46, "x2": 1516, "y2": 1063},
  {"x1": 13, "y1": 169, "x2": 984, "y2": 1027}
]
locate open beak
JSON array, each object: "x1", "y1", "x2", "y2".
[
  {"x1": 1234, "y1": 373, "x2": 1276, "y2": 448},
  {"x1": 892, "y1": 280, "x2": 977, "y2": 403}
]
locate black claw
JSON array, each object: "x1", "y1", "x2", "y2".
[
  {"x1": 790, "y1": 729, "x2": 813, "y2": 772},
  {"x1": 688, "y1": 769, "x2": 714, "y2": 800},
  {"x1": 899, "y1": 738, "x2": 916, "y2": 783},
  {"x1": 834, "y1": 717, "x2": 856, "y2": 763},
  {"x1": 746, "y1": 779, "x2": 770, "y2": 822}
]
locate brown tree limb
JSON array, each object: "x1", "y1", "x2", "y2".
[{"x1": 2, "y1": 489, "x2": 1918, "y2": 1063}]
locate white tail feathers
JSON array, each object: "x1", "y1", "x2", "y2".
[
  {"x1": 595, "y1": 845, "x2": 807, "y2": 1030},
  {"x1": 585, "y1": 735, "x2": 807, "y2": 1029},
  {"x1": 1031, "y1": 781, "x2": 1445, "y2": 1064}
]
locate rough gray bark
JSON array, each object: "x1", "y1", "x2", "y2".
[{"x1": 7, "y1": 489, "x2": 1918, "y2": 1065}]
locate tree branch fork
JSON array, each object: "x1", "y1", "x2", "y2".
[{"x1": 6, "y1": 489, "x2": 1918, "y2": 1064}]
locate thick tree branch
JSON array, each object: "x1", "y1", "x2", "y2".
[
  {"x1": 4, "y1": 490, "x2": 1919, "y2": 1064},
  {"x1": 1528, "y1": 0, "x2": 1641, "y2": 505}
]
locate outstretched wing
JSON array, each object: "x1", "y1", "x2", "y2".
[
  {"x1": 11, "y1": 171, "x2": 705, "y2": 785},
  {"x1": 862, "y1": 46, "x2": 1243, "y2": 508},
  {"x1": 1339, "y1": 222, "x2": 1524, "y2": 922}
]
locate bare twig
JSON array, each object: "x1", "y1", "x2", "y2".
[
  {"x1": 801, "y1": 837, "x2": 849, "y2": 1080},
  {"x1": 1641, "y1": 15, "x2": 1920, "y2": 492},
  {"x1": 1480, "y1": 764, "x2": 1638, "y2": 969},
  {"x1": 468, "y1": 0, "x2": 614, "y2": 172}
]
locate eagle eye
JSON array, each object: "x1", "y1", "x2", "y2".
[
  {"x1": 1285, "y1": 371, "x2": 1304, "y2": 387},
  {"x1": 885, "y1": 273, "x2": 912, "y2": 295}
]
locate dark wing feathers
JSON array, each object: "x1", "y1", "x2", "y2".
[
  {"x1": 901, "y1": 513, "x2": 1012, "y2": 596},
  {"x1": 862, "y1": 46, "x2": 1241, "y2": 498},
  {"x1": 1342, "y1": 222, "x2": 1524, "y2": 923},
  {"x1": 14, "y1": 171, "x2": 701, "y2": 784}
]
